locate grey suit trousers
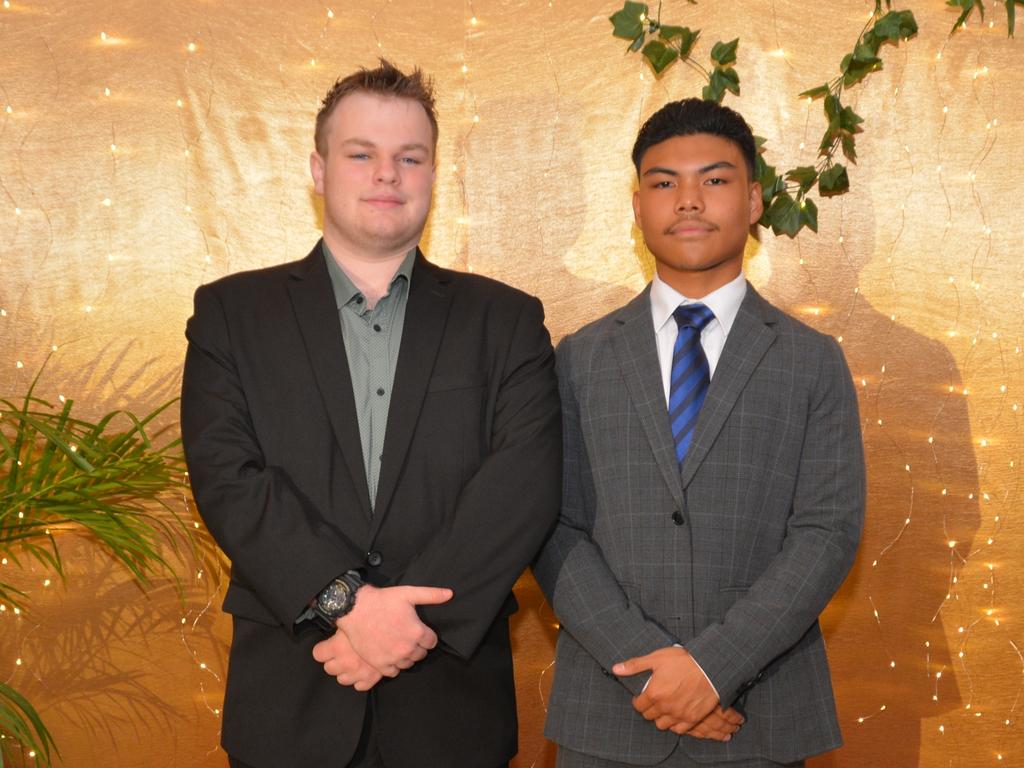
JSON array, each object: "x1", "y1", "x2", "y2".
[{"x1": 558, "y1": 744, "x2": 805, "y2": 768}]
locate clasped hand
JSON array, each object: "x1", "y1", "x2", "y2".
[
  {"x1": 613, "y1": 646, "x2": 744, "y2": 741},
  {"x1": 311, "y1": 584, "x2": 452, "y2": 691}
]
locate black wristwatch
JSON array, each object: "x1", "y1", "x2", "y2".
[{"x1": 309, "y1": 570, "x2": 365, "y2": 632}]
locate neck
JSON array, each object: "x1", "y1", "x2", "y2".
[
  {"x1": 656, "y1": 263, "x2": 741, "y2": 300},
  {"x1": 327, "y1": 241, "x2": 410, "y2": 307}
]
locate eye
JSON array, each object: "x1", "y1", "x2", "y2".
[
  {"x1": 349, "y1": 152, "x2": 370, "y2": 160},
  {"x1": 705, "y1": 177, "x2": 727, "y2": 185},
  {"x1": 652, "y1": 180, "x2": 674, "y2": 189},
  {"x1": 399, "y1": 156, "x2": 422, "y2": 165}
]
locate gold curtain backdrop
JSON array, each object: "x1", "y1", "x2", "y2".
[{"x1": 1, "y1": 1, "x2": 1021, "y2": 765}]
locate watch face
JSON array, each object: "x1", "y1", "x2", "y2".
[{"x1": 317, "y1": 580, "x2": 352, "y2": 616}]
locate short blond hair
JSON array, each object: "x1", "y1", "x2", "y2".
[{"x1": 314, "y1": 58, "x2": 437, "y2": 156}]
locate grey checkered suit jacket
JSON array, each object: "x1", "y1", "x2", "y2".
[{"x1": 533, "y1": 283, "x2": 864, "y2": 765}]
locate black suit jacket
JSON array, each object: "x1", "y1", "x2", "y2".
[{"x1": 181, "y1": 243, "x2": 561, "y2": 767}]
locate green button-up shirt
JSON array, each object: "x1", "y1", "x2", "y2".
[{"x1": 323, "y1": 242, "x2": 414, "y2": 510}]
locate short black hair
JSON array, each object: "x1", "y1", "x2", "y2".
[{"x1": 631, "y1": 98, "x2": 756, "y2": 179}]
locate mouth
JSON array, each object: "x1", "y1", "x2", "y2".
[
  {"x1": 363, "y1": 196, "x2": 405, "y2": 209},
  {"x1": 666, "y1": 219, "x2": 715, "y2": 236}
]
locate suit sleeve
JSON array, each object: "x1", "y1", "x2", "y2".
[
  {"x1": 181, "y1": 283, "x2": 366, "y2": 628},
  {"x1": 684, "y1": 336, "x2": 865, "y2": 705},
  {"x1": 532, "y1": 336, "x2": 677, "y2": 696},
  {"x1": 403, "y1": 295, "x2": 562, "y2": 659}
]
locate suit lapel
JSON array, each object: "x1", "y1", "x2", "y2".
[
  {"x1": 369, "y1": 254, "x2": 452, "y2": 538},
  {"x1": 610, "y1": 288, "x2": 686, "y2": 511},
  {"x1": 680, "y1": 283, "x2": 779, "y2": 488},
  {"x1": 286, "y1": 243, "x2": 373, "y2": 519}
]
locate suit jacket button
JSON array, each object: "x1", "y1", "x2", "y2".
[
  {"x1": 366, "y1": 551, "x2": 383, "y2": 567},
  {"x1": 671, "y1": 510, "x2": 685, "y2": 526}
]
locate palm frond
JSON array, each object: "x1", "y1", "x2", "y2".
[
  {"x1": 1, "y1": 379, "x2": 191, "y2": 767},
  {"x1": 0, "y1": 681, "x2": 58, "y2": 767}
]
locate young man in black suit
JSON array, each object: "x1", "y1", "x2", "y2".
[{"x1": 181, "y1": 59, "x2": 561, "y2": 768}]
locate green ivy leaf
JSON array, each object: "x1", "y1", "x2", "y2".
[
  {"x1": 843, "y1": 55, "x2": 884, "y2": 85},
  {"x1": 799, "y1": 84, "x2": 830, "y2": 100},
  {"x1": 820, "y1": 97, "x2": 863, "y2": 155},
  {"x1": 842, "y1": 53, "x2": 883, "y2": 86},
  {"x1": 947, "y1": 0, "x2": 977, "y2": 33},
  {"x1": 702, "y1": 80, "x2": 724, "y2": 103},
  {"x1": 642, "y1": 40, "x2": 679, "y2": 74},
  {"x1": 1008, "y1": 0, "x2": 1019, "y2": 37},
  {"x1": 767, "y1": 191, "x2": 802, "y2": 237},
  {"x1": 660, "y1": 25, "x2": 700, "y2": 58},
  {"x1": 854, "y1": 40, "x2": 879, "y2": 60},
  {"x1": 710, "y1": 38, "x2": 739, "y2": 66},
  {"x1": 758, "y1": 161, "x2": 786, "y2": 213},
  {"x1": 841, "y1": 133, "x2": 858, "y2": 162},
  {"x1": 801, "y1": 197, "x2": 819, "y2": 233},
  {"x1": 711, "y1": 66, "x2": 740, "y2": 95},
  {"x1": 860, "y1": 31, "x2": 882, "y2": 56},
  {"x1": 610, "y1": 1, "x2": 649, "y2": 40},
  {"x1": 824, "y1": 94, "x2": 841, "y2": 122},
  {"x1": 873, "y1": 9, "x2": 919, "y2": 41},
  {"x1": 785, "y1": 166, "x2": 819, "y2": 193},
  {"x1": 819, "y1": 164, "x2": 851, "y2": 196},
  {"x1": 839, "y1": 104, "x2": 864, "y2": 134}
]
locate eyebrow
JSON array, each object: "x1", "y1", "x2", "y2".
[
  {"x1": 340, "y1": 138, "x2": 431, "y2": 154},
  {"x1": 642, "y1": 160, "x2": 738, "y2": 177}
]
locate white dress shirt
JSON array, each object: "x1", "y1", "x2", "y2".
[
  {"x1": 650, "y1": 271, "x2": 747, "y2": 405},
  {"x1": 641, "y1": 270, "x2": 747, "y2": 701}
]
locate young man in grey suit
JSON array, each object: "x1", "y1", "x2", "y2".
[
  {"x1": 181, "y1": 60, "x2": 561, "y2": 767},
  {"x1": 533, "y1": 99, "x2": 865, "y2": 767}
]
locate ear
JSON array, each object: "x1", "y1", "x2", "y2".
[
  {"x1": 632, "y1": 189, "x2": 642, "y2": 228},
  {"x1": 748, "y1": 181, "x2": 763, "y2": 225},
  {"x1": 310, "y1": 150, "x2": 325, "y2": 195}
]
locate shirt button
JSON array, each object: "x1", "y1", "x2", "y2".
[
  {"x1": 366, "y1": 551, "x2": 383, "y2": 567},
  {"x1": 355, "y1": 296, "x2": 364, "y2": 305},
  {"x1": 373, "y1": 324, "x2": 382, "y2": 332},
  {"x1": 376, "y1": 387, "x2": 385, "y2": 396},
  {"x1": 671, "y1": 510, "x2": 685, "y2": 526}
]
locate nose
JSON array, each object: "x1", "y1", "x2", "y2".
[
  {"x1": 374, "y1": 157, "x2": 399, "y2": 184},
  {"x1": 675, "y1": 179, "x2": 704, "y2": 213}
]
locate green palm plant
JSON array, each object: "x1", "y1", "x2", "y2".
[{"x1": 0, "y1": 366, "x2": 190, "y2": 767}]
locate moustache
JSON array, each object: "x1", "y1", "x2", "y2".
[{"x1": 665, "y1": 217, "x2": 717, "y2": 235}]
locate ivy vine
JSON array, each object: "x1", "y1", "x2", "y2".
[
  {"x1": 948, "y1": 0, "x2": 1024, "y2": 36},
  {"x1": 611, "y1": 0, "x2": 919, "y2": 237}
]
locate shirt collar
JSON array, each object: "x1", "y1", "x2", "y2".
[
  {"x1": 650, "y1": 270, "x2": 747, "y2": 335},
  {"x1": 322, "y1": 242, "x2": 416, "y2": 310}
]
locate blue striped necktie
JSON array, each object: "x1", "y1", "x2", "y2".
[{"x1": 670, "y1": 303, "x2": 715, "y2": 466}]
